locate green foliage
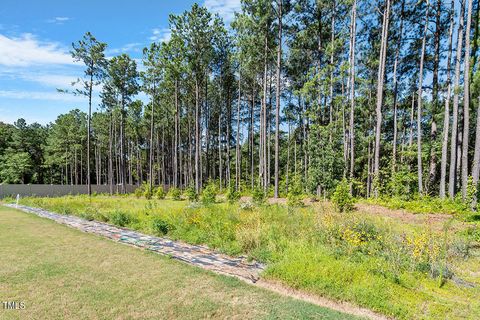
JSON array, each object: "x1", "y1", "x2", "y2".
[
  {"x1": 110, "y1": 210, "x2": 131, "y2": 227},
  {"x1": 151, "y1": 216, "x2": 172, "y2": 235},
  {"x1": 331, "y1": 179, "x2": 355, "y2": 212},
  {"x1": 201, "y1": 180, "x2": 217, "y2": 205},
  {"x1": 168, "y1": 187, "x2": 182, "y2": 201},
  {"x1": 252, "y1": 185, "x2": 265, "y2": 205},
  {"x1": 225, "y1": 184, "x2": 240, "y2": 204},
  {"x1": 387, "y1": 169, "x2": 417, "y2": 200},
  {"x1": 466, "y1": 176, "x2": 478, "y2": 210},
  {"x1": 155, "y1": 186, "x2": 166, "y2": 200},
  {"x1": 184, "y1": 184, "x2": 198, "y2": 202},
  {"x1": 368, "y1": 195, "x2": 476, "y2": 216},
  {"x1": 287, "y1": 176, "x2": 304, "y2": 207},
  {"x1": 0, "y1": 148, "x2": 33, "y2": 184},
  {"x1": 134, "y1": 187, "x2": 144, "y2": 199},
  {"x1": 143, "y1": 183, "x2": 153, "y2": 200}
]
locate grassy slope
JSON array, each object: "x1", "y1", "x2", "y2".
[
  {"x1": 12, "y1": 196, "x2": 480, "y2": 319},
  {"x1": 0, "y1": 206, "x2": 359, "y2": 320}
]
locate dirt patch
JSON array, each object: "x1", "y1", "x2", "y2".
[
  {"x1": 355, "y1": 203, "x2": 458, "y2": 230},
  {"x1": 240, "y1": 196, "x2": 318, "y2": 206}
]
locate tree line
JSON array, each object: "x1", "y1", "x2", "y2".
[{"x1": 2, "y1": 0, "x2": 480, "y2": 205}]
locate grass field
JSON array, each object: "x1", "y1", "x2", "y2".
[
  {"x1": 0, "y1": 206, "x2": 361, "y2": 320},
  {"x1": 8, "y1": 195, "x2": 480, "y2": 319}
]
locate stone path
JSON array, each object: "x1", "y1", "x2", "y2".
[{"x1": 6, "y1": 204, "x2": 265, "y2": 283}]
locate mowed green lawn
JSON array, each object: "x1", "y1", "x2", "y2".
[{"x1": 0, "y1": 206, "x2": 360, "y2": 320}]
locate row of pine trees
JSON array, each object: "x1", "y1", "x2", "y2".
[{"x1": 2, "y1": 0, "x2": 480, "y2": 204}]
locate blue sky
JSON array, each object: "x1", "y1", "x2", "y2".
[{"x1": 0, "y1": 0, "x2": 241, "y2": 125}]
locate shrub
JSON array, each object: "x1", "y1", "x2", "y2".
[
  {"x1": 141, "y1": 182, "x2": 153, "y2": 200},
  {"x1": 387, "y1": 169, "x2": 417, "y2": 199},
  {"x1": 78, "y1": 211, "x2": 95, "y2": 221},
  {"x1": 226, "y1": 184, "x2": 240, "y2": 204},
  {"x1": 287, "y1": 177, "x2": 303, "y2": 207},
  {"x1": 201, "y1": 181, "x2": 217, "y2": 205},
  {"x1": 134, "y1": 186, "x2": 144, "y2": 199},
  {"x1": 466, "y1": 176, "x2": 477, "y2": 210},
  {"x1": 151, "y1": 216, "x2": 172, "y2": 235},
  {"x1": 95, "y1": 211, "x2": 110, "y2": 222},
  {"x1": 168, "y1": 187, "x2": 182, "y2": 201},
  {"x1": 110, "y1": 210, "x2": 131, "y2": 227},
  {"x1": 252, "y1": 185, "x2": 266, "y2": 205},
  {"x1": 184, "y1": 184, "x2": 198, "y2": 202},
  {"x1": 331, "y1": 178, "x2": 355, "y2": 212},
  {"x1": 155, "y1": 186, "x2": 166, "y2": 200}
]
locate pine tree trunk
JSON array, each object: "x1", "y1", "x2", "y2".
[
  {"x1": 471, "y1": 96, "x2": 480, "y2": 206},
  {"x1": 120, "y1": 103, "x2": 126, "y2": 194},
  {"x1": 195, "y1": 77, "x2": 200, "y2": 193},
  {"x1": 409, "y1": 95, "x2": 415, "y2": 150},
  {"x1": 261, "y1": 33, "x2": 268, "y2": 190},
  {"x1": 250, "y1": 88, "x2": 255, "y2": 190},
  {"x1": 417, "y1": 3, "x2": 430, "y2": 195},
  {"x1": 218, "y1": 113, "x2": 223, "y2": 191},
  {"x1": 87, "y1": 72, "x2": 93, "y2": 196},
  {"x1": 449, "y1": 0, "x2": 465, "y2": 198},
  {"x1": 461, "y1": 0, "x2": 473, "y2": 199},
  {"x1": 329, "y1": 2, "x2": 335, "y2": 139},
  {"x1": 349, "y1": 0, "x2": 357, "y2": 187},
  {"x1": 149, "y1": 84, "x2": 155, "y2": 190},
  {"x1": 274, "y1": 0, "x2": 282, "y2": 198},
  {"x1": 427, "y1": 0, "x2": 443, "y2": 191},
  {"x1": 391, "y1": 0, "x2": 404, "y2": 172},
  {"x1": 174, "y1": 79, "x2": 179, "y2": 188},
  {"x1": 235, "y1": 72, "x2": 241, "y2": 190},
  {"x1": 440, "y1": 0, "x2": 455, "y2": 199},
  {"x1": 373, "y1": 0, "x2": 391, "y2": 197},
  {"x1": 108, "y1": 111, "x2": 113, "y2": 194}
]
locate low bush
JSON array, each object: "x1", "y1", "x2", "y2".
[
  {"x1": 134, "y1": 187, "x2": 144, "y2": 199},
  {"x1": 287, "y1": 177, "x2": 303, "y2": 207},
  {"x1": 155, "y1": 186, "x2": 166, "y2": 200},
  {"x1": 201, "y1": 181, "x2": 217, "y2": 205},
  {"x1": 252, "y1": 185, "x2": 266, "y2": 205},
  {"x1": 168, "y1": 187, "x2": 182, "y2": 201},
  {"x1": 78, "y1": 211, "x2": 95, "y2": 221},
  {"x1": 151, "y1": 216, "x2": 172, "y2": 235},
  {"x1": 110, "y1": 210, "x2": 131, "y2": 227},
  {"x1": 225, "y1": 184, "x2": 240, "y2": 204},
  {"x1": 143, "y1": 183, "x2": 153, "y2": 200},
  {"x1": 331, "y1": 178, "x2": 355, "y2": 212},
  {"x1": 184, "y1": 184, "x2": 198, "y2": 202}
]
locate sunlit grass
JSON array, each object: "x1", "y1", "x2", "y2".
[
  {"x1": 0, "y1": 206, "x2": 359, "y2": 320},
  {"x1": 10, "y1": 195, "x2": 480, "y2": 319}
]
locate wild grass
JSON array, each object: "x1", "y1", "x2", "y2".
[
  {"x1": 11, "y1": 195, "x2": 480, "y2": 319},
  {"x1": 364, "y1": 195, "x2": 480, "y2": 219},
  {"x1": 0, "y1": 206, "x2": 358, "y2": 320}
]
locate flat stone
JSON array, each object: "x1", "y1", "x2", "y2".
[{"x1": 5, "y1": 204, "x2": 265, "y2": 283}]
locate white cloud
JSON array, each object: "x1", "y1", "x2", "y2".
[
  {"x1": 204, "y1": 0, "x2": 241, "y2": 24},
  {"x1": 149, "y1": 28, "x2": 171, "y2": 43},
  {"x1": 23, "y1": 74, "x2": 78, "y2": 88},
  {"x1": 0, "y1": 90, "x2": 83, "y2": 102},
  {"x1": 0, "y1": 33, "x2": 75, "y2": 67},
  {"x1": 107, "y1": 42, "x2": 144, "y2": 55}
]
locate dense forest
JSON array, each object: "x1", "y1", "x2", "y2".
[{"x1": 2, "y1": 0, "x2": 480, "y2": 205}]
